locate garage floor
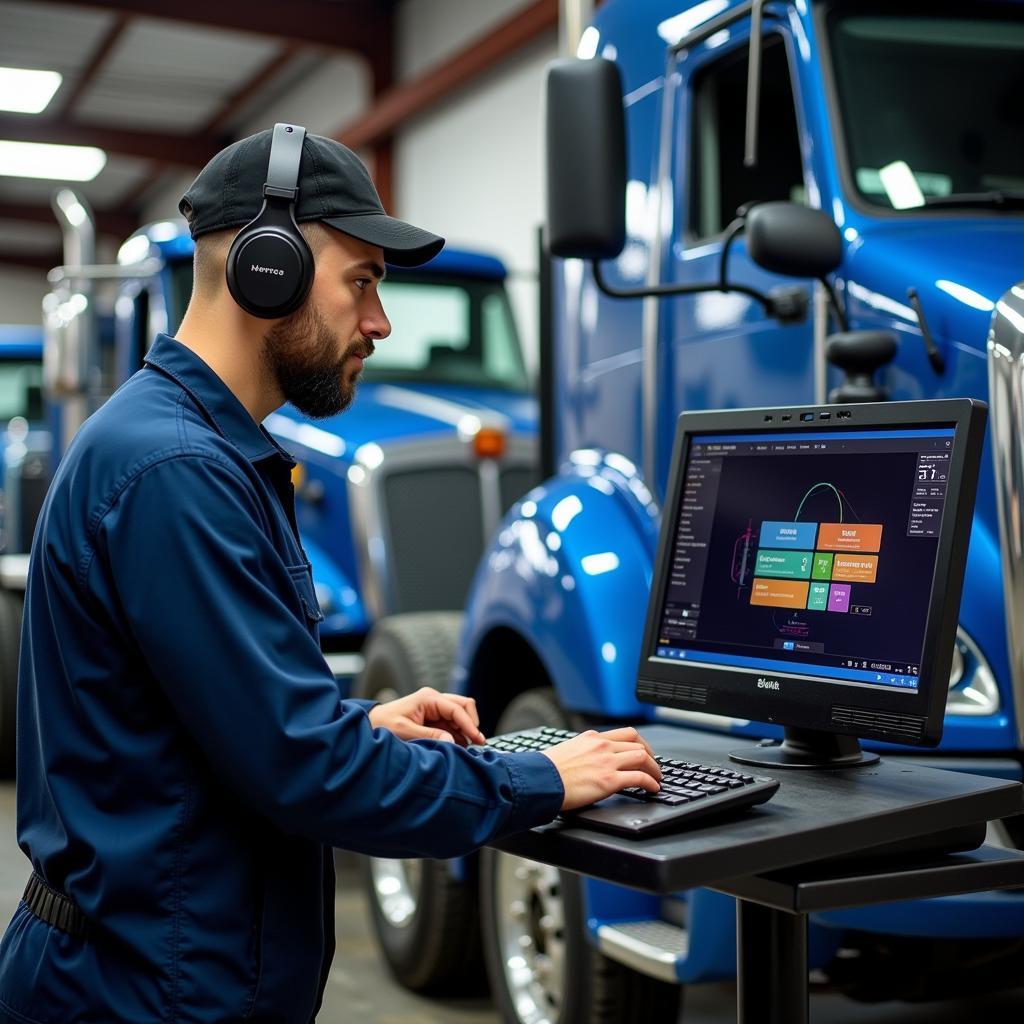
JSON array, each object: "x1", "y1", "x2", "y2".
[{"x1": 0, "y1": 783, "x2": 1021, "y2": 1022}]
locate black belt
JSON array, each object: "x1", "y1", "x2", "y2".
[{"x1": 23, "y1": 872, "x2": 91, "y2": 940}]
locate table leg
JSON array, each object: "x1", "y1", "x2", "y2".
[{"x1": 736, "y1": 899, "x2": 808, "y2": 1024}]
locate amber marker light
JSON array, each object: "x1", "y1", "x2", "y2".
[
  {"x1": 474, "y1": 427, "x2": 506, "y2": 459},
  {"x1": 291, "y1": 462, "x2": 306, "y2": 489}
]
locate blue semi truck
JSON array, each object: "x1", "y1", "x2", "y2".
[
  {"x1": 359, "y1": 2, "x2": 1024, "y2": 1018},
  {"x1": 24, "y1": 196, "x2": 537, "y2": 758},
  {"x1": 0, "y1": 325, "x2": 47, "y2": 772}
]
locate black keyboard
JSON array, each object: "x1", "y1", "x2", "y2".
[{"x1": 487, "y1": 727, "x2": 779, "y2": 838}]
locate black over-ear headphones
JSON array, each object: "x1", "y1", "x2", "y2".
[{"x1": 225, "y1": 123, "x2": 314, "y2": 319}]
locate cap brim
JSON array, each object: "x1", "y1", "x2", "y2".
[{"x1": 321, "y1": 213, "x2": 444, "y2": 268}]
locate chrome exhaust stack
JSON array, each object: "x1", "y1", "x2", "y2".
[{"x1": 986, "y1": 282, "x2": 1024, "y2": 745}]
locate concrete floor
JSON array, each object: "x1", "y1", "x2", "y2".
[{"x1": 0, "y1": 782, "x2": 1022, "y2": 1022}]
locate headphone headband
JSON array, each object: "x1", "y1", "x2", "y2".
[{"x1": 264, "y1": 123, "x2": 306, "y2": 200}]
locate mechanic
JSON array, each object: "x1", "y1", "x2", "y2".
[{"x1": 0, "y1": 127, "x2": 661, "y2": 1024}]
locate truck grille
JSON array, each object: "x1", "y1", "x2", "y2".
[
  {"x1": 349, "y1": 435, "x2": 538, "y2": 619},
  {"x1": 383, "y1": 467, "x2": 484, "y2": 612},
  {"x1": 500, "y1": 468, "x2": 536, "y2": 514}
]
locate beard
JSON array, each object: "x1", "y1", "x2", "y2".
[{"x1": 262, "y1": 300, "x2": 373, "y2": 419}]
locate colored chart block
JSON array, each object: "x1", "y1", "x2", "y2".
[
  {"x1": 812, "y1": 553, "x2": 834, "y2": 580},
  {"x1": 759, "y1": 521, "x2": 818, "y2": 549},
  {"x1": 751, "y1": 578, "x2": 810, "y2": 610},
  {"x1": 755, "y1": 549, "x2": 813, "y2": 579},
  {"x1": 832, "y1": 554, "x2": 879, "y2": 583},
  {"x1": 817, "y1": 523, "x2": 883, "y2": 552},
  {"x1": 828, "y1": 582, "x2": 851, "y2": 612},
  {"x1": 807, "y1": 582, "x2": 829, "y2": 611}
]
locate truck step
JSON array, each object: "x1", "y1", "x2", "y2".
[{"x1": 596, "y1": 920, "x2": 688, "y2": 982}]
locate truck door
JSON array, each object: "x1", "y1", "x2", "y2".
[{"x1": 660, "y1": 27, "x2": 818, "y2": 481}]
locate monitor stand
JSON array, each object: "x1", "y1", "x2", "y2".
[{"x1": 729, "y1": 727, "x2": 880, "y2": 770}]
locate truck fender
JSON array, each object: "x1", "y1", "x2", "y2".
[
  {"x1": 457, "y1": 451, "x2": 661, "y2": 718},
  {"x1": 303, "y1": 536, "x2": 369, "y2": 637}
]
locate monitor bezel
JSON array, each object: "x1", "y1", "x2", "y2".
[{"x1": 636, "y1": 399, "x2": 987, "y2": 748}]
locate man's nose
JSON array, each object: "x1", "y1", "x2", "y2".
[{"x1": 362, "y1": 297, "x2": 391, "y2": 340}]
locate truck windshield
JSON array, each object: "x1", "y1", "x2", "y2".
[
  {"x1": 366, "y1": 275, "x2": 529, "y2": 392},
  {"x1": 169, "y1": 262, "x2": 529, "y2": 392},
  {"x1": 0, "y1": 360, "x2": 43, "y2": 421},
  {"x1": 826, "y1": 6, "x2": 1024, "y2": 212}
]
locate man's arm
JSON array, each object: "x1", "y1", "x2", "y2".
[{"x1": 95, "y1": 452, "x2": 564, "y2": 858}]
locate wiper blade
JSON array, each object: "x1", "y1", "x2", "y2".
[{"x1": 922, "y1": 191, "x2": 1024, "y2": 211}]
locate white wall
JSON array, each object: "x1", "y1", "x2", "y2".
[
  {"x1": 398, "y1": 0, "x2": 536, "y2": 77},
  {"x1": 0, "y1": 268, "x2": 47, "y2": 326},
  {"x1": 395, "y1": 0, "x2": 555, "y2": 375}
]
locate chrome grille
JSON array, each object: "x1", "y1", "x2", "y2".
[
  {"x1": 348, "y1": 434, "x2": 538, "y2": 619},
  {"x1": 383, "y1": 466, "x2": 484, "y2": 612},
  {"x1": 500, "y1": 467, "x2": 539, "y2": 515}
]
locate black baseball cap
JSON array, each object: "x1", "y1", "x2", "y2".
[{"x1": 179, "y1": 128, "x2": 444, "y2": 267}]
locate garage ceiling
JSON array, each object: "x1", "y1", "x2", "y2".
[
  {"x1": 0, "y1": 0, "x2": 396, "y2": 269},
  {"x1": 0, "y1": 0, "x2": 558, "y2": 272}
]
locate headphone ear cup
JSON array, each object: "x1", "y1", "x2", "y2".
[{"x1": 225, "y1": 211, "x2": 314, "y2": 319}]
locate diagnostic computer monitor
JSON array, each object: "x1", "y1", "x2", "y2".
[{"x1": 636, "y1": 399, "x2": 986, "y2": 769}]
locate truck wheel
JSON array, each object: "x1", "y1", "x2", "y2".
[
  {"x1": 0, "y1": 589, "x2": 20, "y2": 776},
  {"x1": 354, "y1": 612, "x2": 485, "y2": 993},
  {"x1": 481, "y1": 688, "x2": 682, "y2": 1024}
]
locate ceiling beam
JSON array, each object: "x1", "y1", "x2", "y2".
[
  {"x1": 0, "y1": 115, "x2": 223, "y2": 167},
  {"x1": 338, "y1": 0, "x2": 557, "y2": 151},
  {"x1": 48, "y1": 0, "x2": 390, "y2": 57},
  {"x1": 201, "y1": 43, "x2": 301, "y2": 135},
  {"x1": 0, "y1": 202, "x2": 141, "y2": 239},
  {"x1": 0, "y1": 252, "x2": 58, "y2": 273},
  {"x1": 57, "y1": 12, "x2": 132, "y2": 117}
]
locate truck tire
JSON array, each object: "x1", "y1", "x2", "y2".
[
  {"x1": 0, "y1": 589, "x2": 20, "y2": 776},
  {"x1": 481, "y1": 688, "x2": 682, "y2": 1024},
  {"x1": 354, "y1": 612, "x2": 485, "y2": 993}
]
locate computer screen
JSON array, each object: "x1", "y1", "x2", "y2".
[{"x1": 637, "y1": 400, "x2": 985, "y2": 754}]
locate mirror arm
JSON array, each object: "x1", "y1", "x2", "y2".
[
  {"x1": 818, "y1": 276, "x2": 849, "y2": 332},
  {"x1": 591, "y1": 259, "x2": 774, "y2": 313},
  {"x1": 718, "y1": 218, "x2": 747, "y2": 291}
]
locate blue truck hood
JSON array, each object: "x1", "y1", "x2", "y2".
[
  {"x1": 845, "y1": 219, "x2": 1024, "y2": 351},
  {"x1": 267, "y1": 381, "x2": 537, "y2": 460}
]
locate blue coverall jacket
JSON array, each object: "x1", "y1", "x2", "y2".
[{"x1": 0, "y1": 335, "x2": 564, "y2": 1023}]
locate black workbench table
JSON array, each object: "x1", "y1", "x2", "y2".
[{"x1": 489, "y1": 726, "x2": 1024, "y2": 1023}]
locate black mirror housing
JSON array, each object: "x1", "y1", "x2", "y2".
[
  {"x1": 746, "y1": 202, "x2": 842, "y2": 279},
  {"x1": 545, "y1": 58, "x2": 626, "y2": 260}
]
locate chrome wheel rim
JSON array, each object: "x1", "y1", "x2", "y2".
[
  {"x1": 369, "y1": 857, "x2": 423, "y2": 929},
  {"x1": 494, "y1": 851, "x2": 566, "y2": 1024}
]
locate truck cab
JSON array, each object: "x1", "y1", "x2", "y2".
[{"x1": 364, "y1": 3, "x2": 1024, "y2": 1020}]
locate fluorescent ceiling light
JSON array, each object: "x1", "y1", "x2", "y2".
[
  {"x1": 0, "y1": 140, "x2": 106, "y2": 181},
  {"x1": 0, "y1": 67, "x2": 62, "y2": 114}
]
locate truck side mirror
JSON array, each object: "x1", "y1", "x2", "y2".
[
  {"x1": 545, "y1": 58, "x2": 626, "y2": 260},
  {"x1": 745, "y1": 202, "x2": 843, "y2": 279}
]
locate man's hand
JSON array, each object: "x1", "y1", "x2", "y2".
[
  {"x1": 368, "y1": 687, "x2": 486, "y2": 746},
  {"x1": 541, "y1": 727, "x2": 662, "y2": 810}
]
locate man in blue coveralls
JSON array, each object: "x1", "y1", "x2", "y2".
[{"x1": 0, "y1": 128, "x2": 661, "y2": 1023}]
